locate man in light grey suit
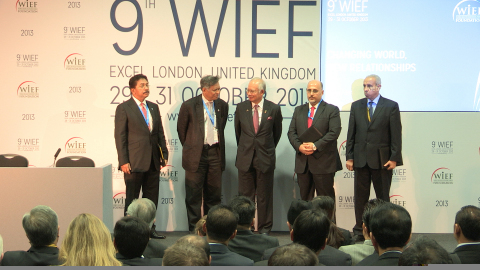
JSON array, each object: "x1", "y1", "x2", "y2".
[
  {"x1": 115, "y1": 74, "x2": 168, "y2": 239},
  {"x1": 288, "y1": 80, "x2": 342, "y2": 201}
]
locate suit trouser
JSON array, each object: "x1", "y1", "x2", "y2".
[
  {"x1": 238, "y1": 151, "x2": 274, "y2": 234},
  {"x1": 185, "y1": 144, "x2": 222, "y2": 231},
  {"x1": 124, "y1": 157, "x2": 160, "y2": 215},
  {"x1": 297, "y1": 162, "x2": 336, "y2": 202},
  {"x1": 353, "y1": 165, "x2": 392, "y2": 236}
]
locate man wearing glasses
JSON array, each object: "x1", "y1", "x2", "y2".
[
  {"x1": 234, "y1": 78, "x2": 283, "y2": 234},
  {"x1": 177, "y1": 75, "x2": 229, "y2": 232},
  {"x1": 345, "y1": 74, "x2": 402, "y2": 242},
  {"x1": 288, "y1": 80, "x2": 342, "y2": 202}
]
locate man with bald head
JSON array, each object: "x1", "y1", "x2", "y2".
[
  {"x1": 346, "y1": 74, "x2": 402, "y2": 241},
  {"x1": 288, "y1": 80, "x2": 342, "y2": 202},
  {"x1": 234, "y1": 77, "x2": 282, "y2": 234}
]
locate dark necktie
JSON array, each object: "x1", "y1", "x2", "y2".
[{"x1": 368, "y1": 101, "x2": 373, "y2": 122}]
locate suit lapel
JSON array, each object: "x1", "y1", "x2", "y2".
[
  {"x1": 258, "y1": 99, "x2": 270, "y2": 132},
  {"x1": 196, "y1": 96, "x2": 205, "y2": 138},
  {"x1": 146, "y1": 100, "x2": 156, "y2": 132},
  {"x1": 300, "y1": 103, "x2": 309, "y2": 130},
  {"x1": 370, "y1": 95, "x2": 384, "y2": 124},
  {"x1": 311, "y1": 101, "x2": 326, "y2": 127},
  {"x1": 244, "y1": 101, "x2": 255, "y2": 133},
  {"x1": 359, "y1": 98, "x2": 369, "y2": 127},
  {"x1": 127, "y1": 98, "x2": 150, "y2": 132}
]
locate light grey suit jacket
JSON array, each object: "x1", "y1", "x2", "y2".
[{"x1": 339, "y1": 239, "x2": 376, "y2": 265}]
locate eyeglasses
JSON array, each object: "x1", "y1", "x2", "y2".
[{"x1": 247, "y1": 90, "x2": 259, "y2": 94}]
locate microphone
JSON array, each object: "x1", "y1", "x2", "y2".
[{"x1": 53, "y1": 148, "x2": 61, "y2": 167}]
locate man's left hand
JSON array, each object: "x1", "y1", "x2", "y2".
[{"x1": 383, "y1": 160, "x2": 397, "y2": 170}]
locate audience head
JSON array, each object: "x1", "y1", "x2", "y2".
[
  {"x1": 59, "y1": 213, "x2": 122, "y2": 266},
  {"x1": 113, "y1": 216, "x2": 150, "y2": 259},
  {"x1": 454, "y1": 205, "x2": 480, "y2": 242},
  {"x1": 162, "y1": 243, "x2": 209, "y2": 266},
  {"x1": 398, "y1": 236, "x2": 453, "y2": 265},
  {"x1": 362, "y1": 198, "x2": 386, "y2": 235},
  {"x1": 268, "y1": 243, "x2": 319, "y2": 266},
  {"x1": 287, "y1": 199, "x2": 312, "y2": 229},
  {"x1": 22, "y1": 205, "x2": 59, "y2": 247},
  {"x1": 291, "y1": 209, "x2": 330, "y2": 254},
  {"x1": 126, "y1": 198, "x2": 156, "y2": 228},
  {"x1": 176, "y1": 234, "x2": 211, "y2": 259},
  {"x1": 311, "y1": 196, "x2": 335, "y2": 220},
  {"x1": 195, "y1": 215, "x2": 207, "y2": 236},
  {"x1": 228, "y1": 196, "x2": 255, "y2": 227},
  {"x1": 205, "y1": 204, "x2": 238, "y2": 243},
  {"x1": 369, "y1": 203, "x2": 412, "y2": 251}
]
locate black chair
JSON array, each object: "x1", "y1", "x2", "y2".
[
  {"x1": 56, "y1": 156, "x2": 95, "y2": 167},
  {"x1": 0, "y1": 154, "x2": 29, "y2": 167}
]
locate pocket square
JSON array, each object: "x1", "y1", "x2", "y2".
[{"x1": 267, "y1": 116, "x2": 273, "y2": 120}]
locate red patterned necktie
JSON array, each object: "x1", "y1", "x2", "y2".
[
  {"x1": 253, "y1": 105, "x2": 259, "y2": 134},
  {"x1": 308, "y1": 106, "x2": 315, "y2": 128}
]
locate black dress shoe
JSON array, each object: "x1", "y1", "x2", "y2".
[{"x1": 151, "y1": 230, "x2": 166, "y2": 239}]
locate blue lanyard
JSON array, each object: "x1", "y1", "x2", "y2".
[
  {"x1": 140, "y1": 102, "x2": 149, "y2": 126},
  {"x1": 202, "y1": 99, "x2": 215, "y2": 126},
  {"x1": 308, "y1": 99, "x2": 322, "y2": 120}
]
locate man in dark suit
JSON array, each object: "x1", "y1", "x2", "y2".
[
  {"x1": 450, "y1": 205, "x2": 480, "y2": 264},
  {"x1": 114, "y1": 74, "x2": 168, "y2": 239},
  {"x1": 288, "y1": 80, "x2": 342, "y2": 202},
  {"x1": 346, "y1": 74, "x2": 402, "y2": 240},
  {"x1": 126, "y1": 198, "x2": 167, "y2": 258},
  {"x1": 357, "y1": 203, "x2": 411, "y2": 266},
  {"x1": 204, "y1": 204, "x2": 254, "y2": 266},
  {"x1": 162, "y1": 243, "x2": 209, "y2": 266},
  {"x1": 228, "y1": 196, "x2": 279, "y2": 262},
  {"x1": 177, "y1": 75, "x2": 229, "y2": 232},
  {"x1": 113, "y1": 216, "x2": 162, "y2": 266},
  {"x1": 1, "y1": 205, "x2": 60, "y2": 266},
  {"x1": 399, "y1": 236, "x2": 453, "y2": 265},
  {"x1": 234, "y1": 78, "x2": 282, "y2": 234}
]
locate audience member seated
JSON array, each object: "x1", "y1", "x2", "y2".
[
  {"x1": 450, "y1": 205, "x2": 480, "y2": 264},
  {"x1": 339, "y1": 198, "x2": 385, "y2": 265},
  {"x1": 113, "y1": 216, "x2": 162, "y2": 266},
  {"x1": 126, "y1": 198, "x2": 167, "y2": 258},
  {"x1": 268, "y1": 243, "x2": 319, "y2": 266},
  {"x1": 227, "y1": 196, "x2": 279, "y2": 262},
  {"x1": 162, "y1": 243, "x2": 209, "y2": 266},
  {"x1": 1, "y1": 205, "x2": 60, "y2": 266},
  {"x1": 399, "y1": 235, "x2": 453, "y2": 265},
  {"x1": 58, "y1": 213, "x2": 122, "y2": 266},
  {"x1": 195, "y1": 215, "x2": 207, "y2": 236},
  {"x1": 312, "y1": 196, "x2": 352, "y2": 247},
  {"x1": 261, "y1": 200, "x2": 352, "y2": 266},
  {"x1": 357, "y1": 203, "x2": 411, "y2": 266},
  {"x1": 204, "y1": 204, "x2": 254, "y2": 266},
  {"x1": 175, "y1": 234, "x2": 211, "y2": 263}
]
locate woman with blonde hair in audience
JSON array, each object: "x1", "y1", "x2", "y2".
[{"x1": 58, "y1": 213, "x2": 122, "y2": 266}]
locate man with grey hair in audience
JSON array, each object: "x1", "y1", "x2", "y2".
[
  {"x1": 126, "y1": 198, "x2": 167, "y2": 258},
  {"x1": 175, "y1": 234, "x2": 211, "y2": 264},
  {"x1": 1, "y1": 205, "x2": 60, "y2": 266}
]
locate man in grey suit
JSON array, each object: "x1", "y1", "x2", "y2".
[
  {"x1": 234, "y1": 78, "x2": 282, "y2": 234},
  {"x1": 346, "y1": 74, "x2": 402, "y2": 240},
  {"x1": 177, "y1": 75, "x2": 229, "y2": 232},
  {"x1": 288, "y1": 80, "x2": 342, "y2": 201},
  {"x1": 114, "y1": 74, "x2": 168, "y2": 239},
  {"x1": 450, "y1": 205, "x2": 480, "y2": 264},
  {"x1": 228, "y1": 196, "x2": 279, "y2": 262}
]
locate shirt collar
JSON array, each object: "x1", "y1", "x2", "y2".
[
  {"x1": 202, "y1": 94, "x2": 213, "y2": 104},
  {"x1": 457, "y1": 242, "x2": 480, "y2": 248},
  {"x1": 252, "y1": 98, "x2": 265, "y2": 109},
  {"x1": 368, "y1": 95, "x2": 381, "y2": 104},
  {"x1": 132, "y1": 95, "x2": 145, "y2": 106},
  {"x1": 309, "y1": 99, "x2": 323, "y2": 109}
]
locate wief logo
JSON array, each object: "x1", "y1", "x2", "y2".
[
  {"x1": 65, "y1": 137, "x2": 87, "y2": 154},
  {"x1": 64, "y1": 53, "x2": 86, "y2": 70},
  {"x1": 453, "y1": 0, "x2": 480, "y2": 22},
  {"x1": 431, "y1": 167, "x2": 453, "y2": 184},
  {"x1": 16, "y1": 0, "x2": 38, "y2": 13},
  {"x1": 17, "y1": 81, "x2": 39, "y2": 98}
]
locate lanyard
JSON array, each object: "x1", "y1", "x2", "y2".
[
  {"x1": 202, "y1": 99, "x2": 215, "y2": 126},
  {"x1": 140, "y1": 102, "x2": 149, "y2": 126}
]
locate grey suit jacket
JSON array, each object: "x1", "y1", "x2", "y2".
[
  {"x1": 288, "y1": 100, "x2": 342, "y2": 174},
  {"x1": 262, "y1": 243, "x2": 352, "y2": 266},
  {"x1": 357, "y1": 251, "x2": 400, "y2": 266},
  {"x1": 114, "y1": 98, "x2": 168, "y2": 171},
  {"x1": 228, "y1": 229, "x2": 280, "y2": 262},
  {"x1": 177, "y1": 95, "x2": 229, "y2": 172},
  {"x1": 0, "y1": 246, "x2": 60, "y2": 266},
  {"x1": 209, "y1": 243, "x2": 254, "y2": 266},
  {"x1": 339, "y1": 239, "x2": 376, "y2": 265},
  {"x1": 116, "y1": 253, "x2": 163, "y2": 266},
  {"x1": 142, "y1": 239, "x2": 168, "y2": 258},
  {"x1": 346, "y1": 96, "x2": 402, "y2": 168},
  {"x1": 234, "y1": 99, "x2": 282, "y2": 173}
]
